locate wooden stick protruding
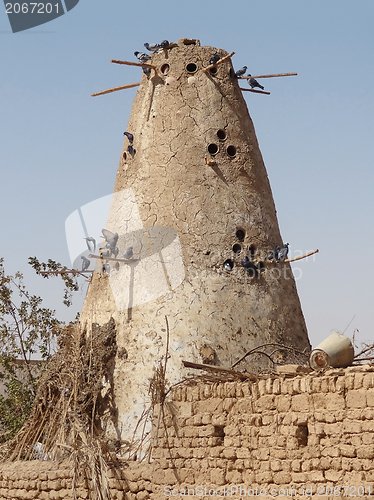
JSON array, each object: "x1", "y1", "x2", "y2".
[
  {"x1": 203, "y1": 51, "x2": 235, "y2": 73},
  {"x1": 239, "y1": 72, "x2": 297, "y2": 79},
  {"x1": 240, "y1": 87, "x2": 271, "y2": 95},
  {"x1": 285, "y1": 249, "x2": 319, "y2": 263},
  {"x1": 39, "y1": 270, "x2": 94, "y2": 275},
  {"x1": 92, "y1": 82, "x2": 140, "y2": 97},
  {"x1": 110, "y1": 59, "x2": 156, "y2": 69}
]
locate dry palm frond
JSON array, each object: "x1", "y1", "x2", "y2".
[{"x1": 0, "y1": 318, "x2": 117, "y2": 500}]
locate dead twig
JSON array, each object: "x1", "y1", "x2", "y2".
[
  {"x1": 92, "y1": 82, "x2": 140, "y2": 97},
  {"x1": 239, "y1": 87, "x2": 271, "y2": 95},
  {"x1": 285, "y1": 249, "x2": 319, "y2": 263},
  {"x1": 239, "y1": 72, "x2": 297, "y2": 79}
]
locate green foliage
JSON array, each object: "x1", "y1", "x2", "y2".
[
  {"x1": 0, "y1": 258, "x2": 65, "y2": 440},
  {"x1": 29, "y1": 256, "x2": 79, "y2": 307}
]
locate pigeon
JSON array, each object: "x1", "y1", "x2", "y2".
[
  {"x1": 100, "y1": 250, "x2": 110, "y2": 258},
  {"x1": 123, "y1": 131, "x2": 134, "y2": 144},
  {"x1": 235, "y1": 66, "x2": 247, "y2": 78},
  {"x1": 134, "y1": 51, "x2": 151, "y2": 63},
  {"x1": 277, "y1": 243, "x2": 289, "y2": 263},
  {"x1": 102, "y1": 263, "x2": 110, "y2": 275},
  {"x1": 81, "y1": 256, "x2": 90, "y2": 272},
  {"x1": 242, "y1": 256, "x2": 258, "y2": 277},
  {"x1": 101, "y1": 229, "x2": 118, "y2": 248},
  {"x1": 248, "y1": 75, "x2": 264, "y2": 90},
  {"x1": 142, "y1": 67, "x2": 152, "y2": 78},
  {"x1": 159, "y1": 40, "x2": 170, "y2": 49},
  {"x1": 110, "y1": 246, "x2": 119, "y2": 258},
  {"x1": 122, "y1": 246, "x2": 133, "y2": 260},
  {"x1": 144, "y1": 42, "x2": 161, "y2": 52},
  {"x1": 209, "y1": 54, "x2": 220, "y2": 65},
  {"x1": 127, "y1": 145, "x2": 136, "y2": 157},
  {"x1": 84, "y1": 237, "x2": 96, "y2": 253},
  {"x1": 267, "y1": 246, "x2": 281, "y2": 261}
]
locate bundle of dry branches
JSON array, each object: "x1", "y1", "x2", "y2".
[{"x1": 0, "y1": 318, "x2": 117, "y2": 500}]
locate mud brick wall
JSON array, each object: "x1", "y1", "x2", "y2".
[
  {"x1": 0, "y1": 460, "x2": 155, "y2": 500},
  {"x1": 1, "y1": 365, "x2": 374, "y2": 500},
  {"x1": 151, "y1": 365, "x2": 374, "y2": 497}
]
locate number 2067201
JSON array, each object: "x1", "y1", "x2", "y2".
[
  {"x1": 5, "y1": 3, "x2": 59, "y2": 14},
  {"x1": 317, "y1": 485, "x2": 371, "y2": 496}
]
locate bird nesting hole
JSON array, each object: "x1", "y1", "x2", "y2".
[
  {"x1": 161, "y1": 64, "x2": 170, "y2": 75},
  {"x1": 235, "y1": 229, "x2": 245, "y2": 241},
  {"x1": 223, "y1": 259, "x2": 234, "y2": 271},
  {"x1": 296, "y1": 424, "x2": 309, "y2": 447},
  {"x1": 232, "y1": 244, "x2": 242, "y2": 254},
  {"x1": 229, "y1": 68, "x2": 236, "y2": 79},
  {"x1": 248, "y1": 244, "x2": 257, "y2": 256},
  {"x1": 227, "y1": 145, "x2": 237, "y2": 157},
  {"x1": 209, "y1": 67, "x2": 218, "y2": 75},
  {"x1": 186, "y1": 63, "x2": 198, "y2": 73},
  {"x1": 217, "y1": 129, "x2": 226, "y2": 141},
  {"x1": 208, "y1": 143, "x2": 219, "y2": 155}
]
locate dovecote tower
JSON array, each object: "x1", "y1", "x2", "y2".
[{"x1": 79, "y1": 38, "x2": 311, "y2": 443}]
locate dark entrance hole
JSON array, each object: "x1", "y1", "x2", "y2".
[
  {"x1": 210, "y1": 67, "x2": 218, "y2": 75},
  {"x1": 223, "y1": 259, "x2": 234, "y2": 271},
  {"x1": 208, "y1": 143, "x2": 219, "y2": 155},
  {"x1": 232, "y1": 244, "x2": 242, "y2": 254},
  {"x1": 186, "y1": 63, "x2": 197, "y2": 73},
  {"x1": 227, "y1": 145, "x2": 237, "y2": 157},
  {"x1": 296, "y1": 425, "x2": 309, "y2": 447},
  {"x1": 248, "y1": 244, "x2": 257, "y2": 257},
  {"x1": 236, "y1": 229, "x2": 245, "y2": 241},
  {"x1": 161, "y1": 63, "x2": 170, "y2": 75},
  {"x1": 217, "y1": 129, "x2": 226, "y2": 141}
]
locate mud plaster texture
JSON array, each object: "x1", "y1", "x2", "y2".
[
  {"x1": 79, "y1": 38, "x2": 311, "y2": 441},
  {"x1": 2, "y1": 365, "x2": 374, "y2": 499}
]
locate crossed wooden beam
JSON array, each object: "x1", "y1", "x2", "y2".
[{"x1": 91, "y1": 53, "x2": 297, "y2": 97}]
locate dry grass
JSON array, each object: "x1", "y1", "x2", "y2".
[{"x1": 0, "y1": 318, "x2": 117, "y2": 500}]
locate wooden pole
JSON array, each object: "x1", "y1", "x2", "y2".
[
  {"x1": 239, "y1": 72, "x2": 297, "y2": 79},
  {"x1": 92, "y1": 82, "x2": 140, "y2": 97},
  {"x1": 39, "y1": 270, "x2": 94, "y2": 275},
  {"x1": 88, "y1": 253, "x2": 137, "y2": 263},
  {"x1": 110, "y1": 59, "x2": 156, "y2": 69},
  {"x1": 285, "y1": 249, "x2": 319, "y2": 263},
  {"x1": 240, "y1": 87, "x2": 271, "y2": 95},
  {"x1": 203, "y1": 51, "x2": 235, "y2": 73}
]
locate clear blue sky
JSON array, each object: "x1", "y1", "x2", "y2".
[{"x1": 1, "y1": 0, "x2": 373, "y2": 351}]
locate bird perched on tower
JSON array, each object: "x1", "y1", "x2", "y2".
[
  {"x1": 277, "y1": 243, "x2": 289, "y2": 263},
  {"x1": 248, "y1": 75, "x2": 264, "y2": 90},
  {"x1": 81, "y1": 256, "x2": 90, "y2": 272},
  {"x1": 235, "y1": 66, "x2": 247, "y2": 78},
  {"x1": 209, "y1": 53, "x2": 220, "y2": 65},
  {"x1": 134, "y1": 51, "x2": 151, "y2": 63},
  {"x1": 123, "y1": 131, "x2": 134, "y2": 144},
  {"x1": 242, "y1": 256, "x2": 258, "y2": 277},
  {"x1": 84, "y1": 237, "x2": 96, "y2": 253},
  {"x1": 267, "y1": 246, "x2": 281, "y2": 262},
  {"x1": 122, "y1": 246, "x2": 134, "y2": 260},
  {"x1": 144, "y1": 42, "x2": 161, "y2": 52}
]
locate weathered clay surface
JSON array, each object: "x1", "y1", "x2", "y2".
[{"x1": 79, "y1": 39, "x2": 310, "y2": 441}]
